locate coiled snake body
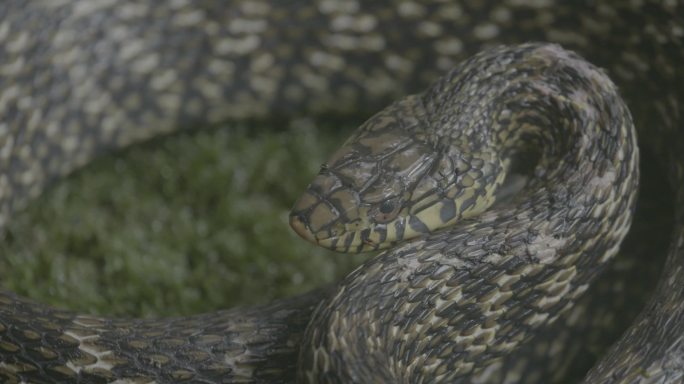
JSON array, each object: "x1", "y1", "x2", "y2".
[{"x1": 0, "y1": 1, "x2": 682, "y2": 383}]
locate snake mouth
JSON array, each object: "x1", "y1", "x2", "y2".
[{"x1": 289, "y1": 213, "x2": 371, "y2": 252}]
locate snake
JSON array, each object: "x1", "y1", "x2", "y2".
[{"x1": 0, "y1": 0, "x2": 682, "y2": 383}]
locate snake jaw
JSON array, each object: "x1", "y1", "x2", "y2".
[
  {"x1": 289, "y1": 198, "x2": 390, "y2": 252},
  {"x1": 289, "y1": 211, "x2": 372, "y2": 252}
]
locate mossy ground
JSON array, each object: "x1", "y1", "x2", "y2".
[{"x1": 0, "y1": 120, "x2": 369, "y2": 317}]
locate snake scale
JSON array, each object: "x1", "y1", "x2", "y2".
[{"x1": 0, "y1": 0, "x2": 683, "y2": 383}]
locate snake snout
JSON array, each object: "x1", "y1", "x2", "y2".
[{"x1": 289, "y1": 213, "x2": 318, "y2": 244}]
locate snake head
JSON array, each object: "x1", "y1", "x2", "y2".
[{"x1": 290, "y1": 96, "x2": 505, "y2": 253}]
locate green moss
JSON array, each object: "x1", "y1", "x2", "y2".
[{"x1": 0, "y1": 120, "x2": 369, "y2": 317}]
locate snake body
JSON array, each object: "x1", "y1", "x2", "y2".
[
  {"x1": 0, "y1": 1, "x2": 683, "y2": 383},
  {"x1": 291, "y1": 43, "x2": 639, "y2": 383}
]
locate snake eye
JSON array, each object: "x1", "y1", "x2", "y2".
[
  {"x1": 371, "y1": 198, "x2": 402, "y2": 224},
  {"x1": 379, "y1": 201, "x2": 395, "y2": 214}
]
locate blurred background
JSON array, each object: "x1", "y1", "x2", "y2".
[{"x1": 0, "y1": 119, "x2": 371, "y2": 317}]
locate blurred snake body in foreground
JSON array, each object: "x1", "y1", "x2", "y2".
[{"x1": 0, "y1": 1, "x2": 683, "y2": 383}]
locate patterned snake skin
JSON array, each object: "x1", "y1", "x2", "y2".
[
  {"x1": 290, "y1": 43, "x2": 639, "y2": 383},
  {"x1": 0, "y1": 1, "x2": 683, "y2": 383}
]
